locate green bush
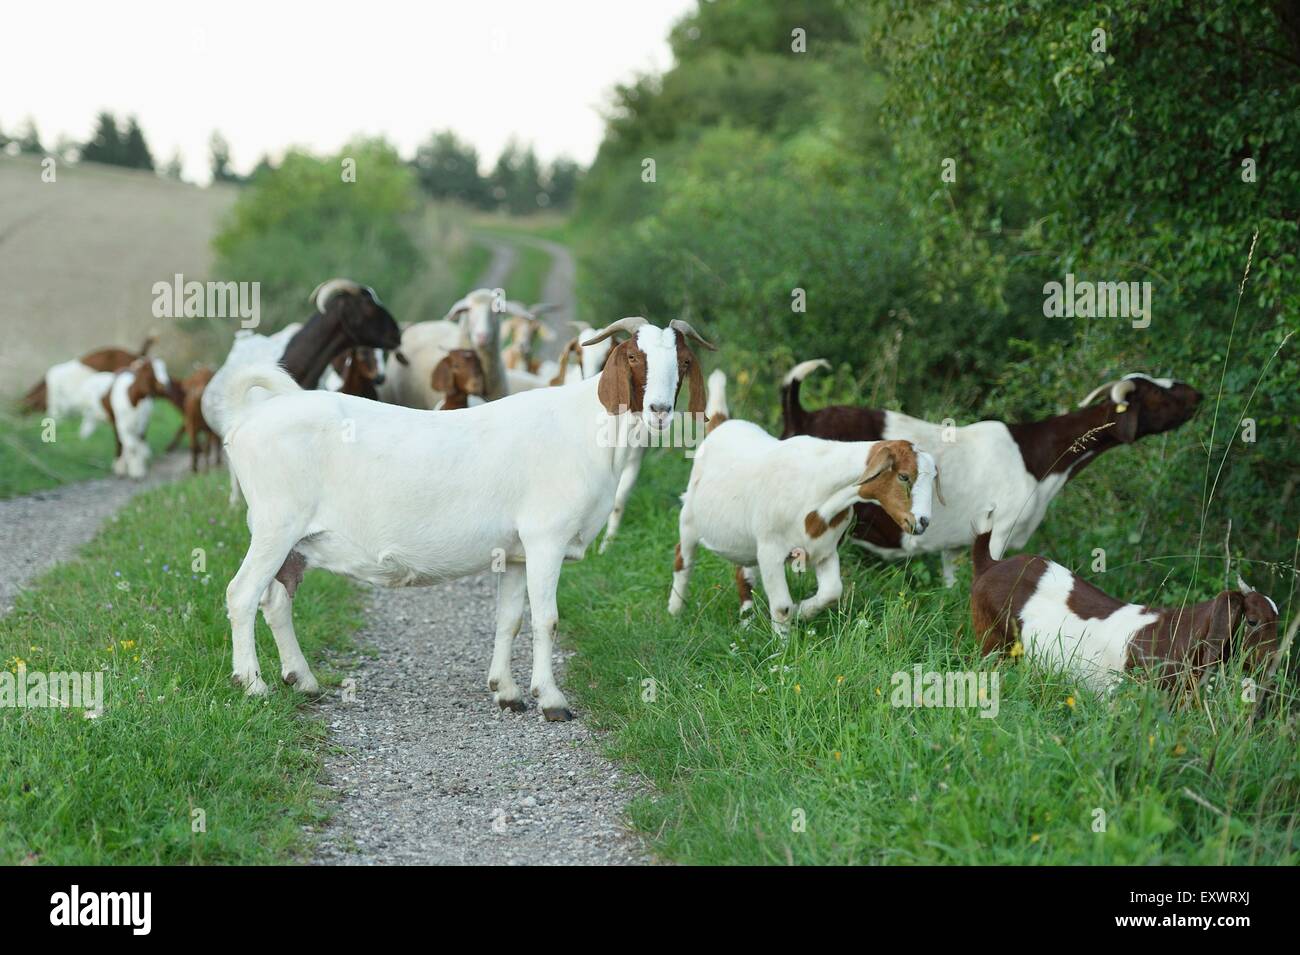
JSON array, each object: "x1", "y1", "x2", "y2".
[{"x1": 212, "y1": 138, "x2": 422, "y2": 333}]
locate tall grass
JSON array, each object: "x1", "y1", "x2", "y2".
[{"x1": 558, "y1": 451, "x2": 1299, "y2": 865}]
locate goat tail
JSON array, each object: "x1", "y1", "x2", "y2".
[
  {"x1": 224, "y1": 364, "x2": 301, "y2": 422},
  {"x1": 971, "y1": 505, "x2": 997, "y2": 579},
  {"x1": 780, "y1": 358, "x2": 830, "y2": 435},
  {"x1": 705, "y1": 369, "x2": 729, "y2": 434}
]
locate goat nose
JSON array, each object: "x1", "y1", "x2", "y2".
[
  {"x1": 649, "y1": 403, "x2": 671, "y2": 416},
  {"x1": 917, "y1": 516, "x2": 930, "y2": 533}
]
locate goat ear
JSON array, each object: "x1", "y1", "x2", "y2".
[
  {"x1": 598, "y1": 342, "x2": 632, "y2": 415},
  {"x1": 861, "y1": 442, "x2": 897, "y2": 483},
  {"x1": 430, "y1": 357, "x2": 454, "y2": 394},
  {"x1": 685, "y1": 351, "x2": 706, "y2": 416}
]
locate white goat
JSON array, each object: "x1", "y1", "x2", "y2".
[
  {"x1": 669, "y1": 372, "x2": 938, "y2": 632},
  {"x1": 221, "y1": 316, "x2": 715, "y2": 720}
]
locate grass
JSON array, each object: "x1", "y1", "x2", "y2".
[
  {"x1": 558, "y1": 450, "x2": 1300, "y2": 865},
  {"x1": 0, "y1": 471, "x2": 364, "y2": 864},
  {"x1": 0, "y1": 402, "x2": 186, "y2": 500}
]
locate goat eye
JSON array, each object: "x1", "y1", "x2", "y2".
[
  {"x1": 898, "y1": 474, "x2": 910, "y2": 483},
  {"x1": 1247, "y1": 618, "x2": 1258, "y2": 627}
]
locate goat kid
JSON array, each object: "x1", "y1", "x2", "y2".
[
  {"x1": 221, "y1": 316, "x2": 714, "y2": 720},
  {"x1": 669, "y1": 371, "x2": 937, "y2": 632},
  {"x1": 782, "y1": 362, "x2": 1202, "y2": 586},
  {"x1": 969, "y1": 509, "x2": 1280, "y2": 693},
  {"x1": 431, "y1": 349, "x2": 487, "y2": 409}
]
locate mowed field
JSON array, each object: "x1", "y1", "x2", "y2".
[{"x1": 0, "y1": 156, "x2": 237, "y2": 398}]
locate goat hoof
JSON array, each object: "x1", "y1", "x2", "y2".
[
  {"x1": 233, "y1": 673, "x2": 269, "y2": 697},
  {"x1": 284, "y1": 670, "x2": 320, "y2": 695},
  {"x1": 542, "y1": 706, "x2": 574, "y2": 722},
  {"x1": 497, "y1": 695, "x2": 527, "y2": 713}
]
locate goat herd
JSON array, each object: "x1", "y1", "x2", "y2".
[{"x1": 22, "y1": 278, "x2": 1282, "y2": 721}]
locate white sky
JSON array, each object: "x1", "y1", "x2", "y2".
[{"x1": 2, "y1": 0, "x2": 695, "y2": 182}]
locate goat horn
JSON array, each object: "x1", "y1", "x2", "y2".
[
  {"x1": 442, "y1": 296, "x2": 472, "y2": 322},
  {"x1": 1110, "y1": 378, "x2": 1137, "y2": 405},
  {"x1": 582, "y1": 316, "x2": 648, "y2": 346},
  {"x1": 1078, "y1": 379, "x2": 1120, "y2": 408},
  {"x1": 501, "y1": 300, "x2": 535, "y2": 318},
  {"x1": 669, "y1": 319, "x2": 717, "y2": 351},
  {"x1": 310, "y1": 278, "x2": 362, "y2": 313},
  {"x1": 1237, "y1": 574, "x2": 1255, "y2": 595}
]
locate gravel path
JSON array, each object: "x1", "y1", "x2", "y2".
[
  {"x1": 313, "y1": 234, "x2": 654, "y2": 865},
  {"x1": 0, "y1": 452, "x2": 192, "y2": 613},
  {"x1": 475, "y1": 234, "x2": 519, "y2": 292},
  {"x1": 313, "y1": 577, "x2": 651, "y2": 865}
]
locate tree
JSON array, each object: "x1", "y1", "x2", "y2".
[
  {"x1": 543, "y1": 157, "x2": 581, "y2": 209},
  {"x1": 489, "y1": 140, "x2": 545, "y2": 215},
  {"x1": 80, "y1": 112, "x2": 125, "y2": 166},
  {"x1": 121, "y1": 116, "x2": 154, "y2": 170},
  {"x1": 17, "y1": 118, "x2": 44, "y2": 155},
  {"x1": 164, "y1": 151, "x2": 185, "y2": 180},
  {"x1": 210, "y1": 131, "x2": 242, "y2": 184},
  {"x1": 412, "y1": 131, "x2": 490, "y2": 207}
]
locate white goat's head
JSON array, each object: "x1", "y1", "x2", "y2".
[{"x1": 583, "y1": 318, "x2": 716, "y2": 432}]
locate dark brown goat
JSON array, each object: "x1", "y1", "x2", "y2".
[{"x1": 278, "y1": 280, "x2": 401, "y2": 388}]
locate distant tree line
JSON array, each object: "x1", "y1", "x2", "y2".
[
  {"x1": 4, "y1": 113, "x2": 581, "y2": 211},
  {"x1": 410, "y1": 131, "x2": 581, "y2": 213}
]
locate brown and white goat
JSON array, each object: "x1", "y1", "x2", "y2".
[
  {"x1": 782, "y1": 363, "x2": 1202, "y2": 585},
  {"x1": 969, "y1": 510, "x2": 1280, "y2": 693},
  {"x1": 669, "y1": 370, "x2": 938, "y2": 632},
  {"x1": 29, "y1": 335, "x2": 166, "y2": 416},
  {"x1": 431, "y1": 349, "x2": 487, "y2": 410},
  {"x1": 102, "y1": 358, "x2": 173, "y2": 479}
]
